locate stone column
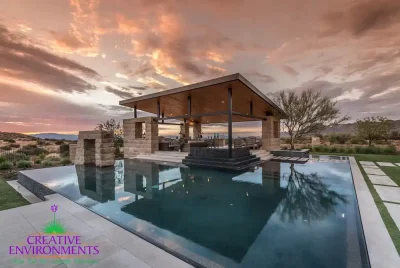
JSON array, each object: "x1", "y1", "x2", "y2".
[
  {"x1": 193, "y1": 122, "x2": 202, "y2": 138},
  {"x1": 74, "y1": 130, "x2": 115, "y2": 167},
  {"x1": 180, "y1": 122, "x2": 189, "y2": 138},
  {"x1": 262, "y1": 116, "x2": 280, "y2": 151},
  {"x1": 123, "y1": 116, "x2": 159, "y2": 158}
]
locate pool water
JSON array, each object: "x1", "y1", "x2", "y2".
[{"x1": 24, "y1": 159, "x2": 370, "y2": 268}]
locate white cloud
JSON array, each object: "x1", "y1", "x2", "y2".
[
  {"x1": 370, "y1": 86, "x2": 400, "y2": 99},
  {"x1": 334, "y1": 88, "x2": 363, "y2": 101},
  {"x1": 115, "y1": 73, "x2": 129, "y2": 80}
]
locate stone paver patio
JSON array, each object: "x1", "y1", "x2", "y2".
[
  {"x1": 367, "y1": 174, "x2": 397, "y2": 187},
  {"x1": 0, "y1": 193, "x2": 191, "y2": 268},
  {"x1": 359, "y1": 161, "x2": 376, "y2": 166},
  {"x1": 363, "y1": 167, "x2": 386, "y2": 176},
  {"x1": 377, "y1": 162, "x2": 396, "y2": 167},
  {"x1": 374, "y1": 185, "x2": 400, "y2": 203},
  {"x1": 384, "y1": 203, "x2": 400, "y2": 231}
]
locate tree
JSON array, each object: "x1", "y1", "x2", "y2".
[
  {"x1": 96, "y1": 119, "x2": 123, "y2": 147},
  {"x1": 279, "y1": 164, "x2": 347, "y2": 223},
  {"x1": 274, "y1": 89, "x2": 349, "y2": 150},
  {"x1": 356, "y1": 116, "x2": 393, "y2": 146}
]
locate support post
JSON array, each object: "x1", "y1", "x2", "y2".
[
  {"x1": 157, "y1": 100, "x2": 160, "y2": 118},
  {"x1": 134, "y1": 105, "x2": 137, "y2": 118},
  {"x1": 228, "y1": 87, "x2": 233, "y2": 158},
  {"x1": 161, "y1": 112, "x2": 164, "y2": 123},
  {"x1": 187, "y1": 96, "x2": 191, "y2": 115}
]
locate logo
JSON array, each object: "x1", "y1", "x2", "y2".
[{"x1": 8, "y1": 204, "x2": 100, "y2": 265}]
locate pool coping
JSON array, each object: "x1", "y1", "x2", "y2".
[{"x1": 349, "y1": 156, "x2": 400, "y2": 268}]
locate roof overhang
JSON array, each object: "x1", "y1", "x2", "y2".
[{"x1": 120, "y1": 73, "x2": 288, "y2": 124}]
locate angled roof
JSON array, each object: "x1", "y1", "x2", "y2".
[{"x1": 120, "y1": 73, "x2": 287, "y2": 123}]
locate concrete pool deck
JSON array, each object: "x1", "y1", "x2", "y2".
[
  {"x1": 0, "y1": 193, "x2": 192, "y2": 268},
  {"x1": 350, "y1": 157, "x2": 400, "y2": 268}
]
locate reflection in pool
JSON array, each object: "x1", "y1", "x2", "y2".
[{"x1": 22, "y1": 160, "x2": 370, "y2": 268}]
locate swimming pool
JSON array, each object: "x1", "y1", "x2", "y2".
[{"x1": 19, "y1": 159, "x2": 370, "y2": 268}]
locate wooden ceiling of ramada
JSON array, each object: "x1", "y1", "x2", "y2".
[{"x1": 120, "y1": 78, "x2": 285, "y2": 124}]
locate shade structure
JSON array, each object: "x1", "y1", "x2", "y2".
[{"x1": 119, "y1": 73, "x2": 287, "y2": 124}]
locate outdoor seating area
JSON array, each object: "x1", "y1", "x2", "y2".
[{"x1": 118, "y1": 74, "x2": 285, "y2": 170}]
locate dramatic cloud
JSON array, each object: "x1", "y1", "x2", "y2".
[
  {"x1": 0, "y1": 82, "x2": 132, "y2": 133},
  {"x1": 0, "y1": 24, "x2": 99, "y2": 93},
  {"x1": 0, "y1": 0, "x2": 399, "y2": 134},
  {"x1": 321, "y1": 0, "x2": 400, "y2": 36},
  {"x1": 104, "y1": 86, "x2": 134, "y2": 99},
  {"x1": 244, "y1": 71, "x2": 276, "y2": 83},
  {"x1": 281, "y1": 65, "x2": 299, "y2": 76}
]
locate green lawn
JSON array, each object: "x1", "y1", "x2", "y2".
[
  {"x1": 314, "y1": 152, "x2": 400, "y2": 254},
  {"x1": 312, "y1": 152, "x2": 400, "y2": 163},
  {"x1": 0, "y1": 177, "x2": 29, "y2": 211}
]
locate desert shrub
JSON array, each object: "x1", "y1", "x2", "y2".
[
  {"x1": 0, "y1": 161, "x2": 12, "y2": 170},
  {"x1": 9, "y1": 144, "x2": 20, "y2": 148},
  {"x1": 5, "y1": 139, "x2": 16, "y2": 143},
  {"x1": 338, "y1": 147, "x2": 346, "y2": 153},
  {"x1": 38, "y1": 153, "x2": 46, "y2": 160},
  {"x1": 3, "y1": 152, "x2": 29, "y2": 163},
  {"x1": 1, "y1": 146, "x2": 12, "y2": 150},
  {"x1": 55, "y1": 140, "x2": 64, "y2": 145},
  {"x1": 60, "y1": 144, "x2": 69, "y2": 154},
  {"x1": 349, "y1": 136, "x2": 366, "y2": 144},
  {"x1": 2, "y1": 169, "x2": 18, "y2": 180},
  {"x1": 34, "y1": 159, "x2": 42, "y2": 164},
  {"x1": 321, "y1": 146, "x2": 330, "y2": 152},
  {"x1": 60, "y1": 158, "x2": 71, "y2": 166},
  {"x1": 17, "y1": 160, "x2": 32, "y2": 169},
  {"x1": 0, "y1": 156, "x2": 6, "y2": 163},
  {"x1": 329, "y1": 146, "x2": 338, "y2": 153},
  {"x1": 313, "y1": 146, "x2": 322, "y2": 152},
  {"x1": 364, "y1": 146, "x2": 379, "y2": 154},
  {"x1": 36, "y1": 140, "x2": 45, "y2": 146},
  {"x1": 354, "y1": 146, "x2": 363, "y2": 153},
  {"x1": 42, "y1": 160, "x2": 54, "y2": 167},
  {"x1": 328, "y1": 134, "x2": 352, "y2": 144},
  {"x1": 18, "y1": 145, "x2": 48, "y2": 156},
  {"x1": 382, "y1": 145, "x2": 397, "y2": 155},
  {"x1": 42, "y1": 160, "x2": 60, "y2": 167},
  {"x1": 46, "y1": 156, "x2": 61, "y2": 162},
  {"x1": 345, "y1": 147, "x2": 355, "y2": 154}
]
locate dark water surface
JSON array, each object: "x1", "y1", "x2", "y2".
[{"x1": 23, "y1": 159, "x2": 370, "y2": 268}]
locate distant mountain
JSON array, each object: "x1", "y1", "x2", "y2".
[
  {"x1": 281, "y1": 120, "x2": 400, "y2": 136},
  {"x1": 31, "y1": 133, "x2": 78, "y2": 141}
]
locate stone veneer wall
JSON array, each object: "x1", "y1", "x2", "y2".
[
  {"x1": 123, "y1": 117, "x2": 159, "y2": 158},
  {"x1": 193, "y1": 122, "x2": 202, "y2": 138},
  {"x1": 180, "y1": 122, "x2": 189, "y2": 138},
  {"x1": 261, "y1": 161, "x2": 281, "y2": 193},
  {"x1": 69, "y1": 144, "x2": 77, "y2": 162},
  {"x1": 74, "y1": 130, "x2": 115, "y2": 167},
  {"x1": 124, "y1": 159, "x2": 159, "y2": 199},
  {"x1": 262, "y1": 116, "x2": 281, "y2": 151}
]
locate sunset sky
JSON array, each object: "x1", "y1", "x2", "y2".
[{"x1": 1, "y1": 0, "x2": 399, "y2": 135}]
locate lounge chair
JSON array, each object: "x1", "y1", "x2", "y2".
[{"x1": 245, "y1": 138, "x2": 258, "y2": 149}]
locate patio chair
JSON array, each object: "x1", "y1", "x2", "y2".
[
  {"x1": 234, "y1": 139, "x2": 243, "y2": 148},
  {"x1": 245, "y1": 137, "x2": 258, "y2": 149}
]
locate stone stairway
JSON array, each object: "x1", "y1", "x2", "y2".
[
  {"x1": 135, "y1": 151, "x2": 188, "y2": 163},
  {"x1": 135, "y1": 150, "x2": 271, "y2": 164},
  {"x1": 250, "y1": 150, "x2": 272, "y2": 161}
]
